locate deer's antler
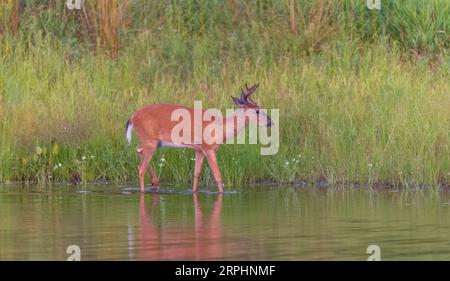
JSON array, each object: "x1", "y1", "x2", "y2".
[{"x1": 239, "y1": 83, "x2": 259, "y2": 102}]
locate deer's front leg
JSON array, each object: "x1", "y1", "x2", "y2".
[
  {"x1": 205, "y1": 150, "x2": 224, "y2": 193},
  {"x1": 193, "y1": 150, "x2": 205, "y2": 192}
]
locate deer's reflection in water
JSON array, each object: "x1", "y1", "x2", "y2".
[{"x1": 134, "y1": 193, "x2": 223, "y2": 260}]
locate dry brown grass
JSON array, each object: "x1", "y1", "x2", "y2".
[
  {"x1": 288, "y1": 0, "x2": 297, "y2": 35},
  {"x1": 300, "y1": 0, "x2": 339, "y2": 54},
  {"x1": 10, "y1": 0, "x2": 20, "y2": 34},
  {"x1": 76, "y1": 0, "x2": 132, "y2": 59},
  {"x1": 0, "y1": 0, "x2": 20, "y2": 36}
]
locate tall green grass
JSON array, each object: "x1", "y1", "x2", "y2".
[{"x1": 0, "y1": 0, "x2": 449, "y2": 188}]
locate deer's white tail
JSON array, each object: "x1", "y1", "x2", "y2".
[{"x1": 125, "y1": 119, "x2": 133, "y2": 144}]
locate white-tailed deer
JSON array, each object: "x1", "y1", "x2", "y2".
[{"x1": 125, "y1": 83, "x2": 272, "y2": 192}]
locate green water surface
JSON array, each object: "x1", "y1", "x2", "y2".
[{"x1": 1, "y1": 184, "x2": 450, "y2": 260}]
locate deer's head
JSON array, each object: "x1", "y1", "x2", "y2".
[{"x1": 231, "y1": 83, "x2": 272, "y2": 127}]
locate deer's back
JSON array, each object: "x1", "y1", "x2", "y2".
[{"x1": 131, "y1": 104, "x2": 218, "y2": 149}]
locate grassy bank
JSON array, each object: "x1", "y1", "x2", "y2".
[{"x1": 0, "y1": 0, "x2": 449, "y2": 188}]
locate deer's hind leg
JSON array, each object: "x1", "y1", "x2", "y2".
[
  {"x1": 137, "y1": 144, "x2": 160, "y2": 188},
  {"x1": 137, "y1": 142, "x2": 159, "y2": 192}
]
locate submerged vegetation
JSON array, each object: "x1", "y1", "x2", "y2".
[{"x1": 0, "y1": 0, "x2": 449, "y2": 188}]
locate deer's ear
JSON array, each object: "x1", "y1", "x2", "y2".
[{"x1": 231, "y1": 96, "x2": 243, "y2": 107}]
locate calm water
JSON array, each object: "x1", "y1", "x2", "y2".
[{"x1": 1, "y1": 183, "x2": 450, "y2": 260}]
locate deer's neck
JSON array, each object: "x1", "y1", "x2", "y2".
[{"x1": 223, "y1": 109, "x2": 248, "y2": 142}]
